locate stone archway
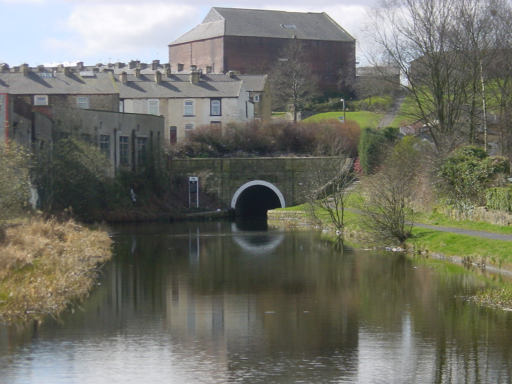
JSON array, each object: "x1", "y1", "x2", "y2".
[{"x1": 231, "y1": 180, "x2": 285, "y2": 216}]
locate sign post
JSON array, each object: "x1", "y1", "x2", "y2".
[{"x1": 188, "y1": 176, "x2": 199, "y2": 208}]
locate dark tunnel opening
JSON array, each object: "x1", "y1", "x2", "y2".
[{"x1": 234, "y1": 185, "x2": 282, "y2": 218}]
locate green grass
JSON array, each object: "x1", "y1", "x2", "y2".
[
  {"x1": 414, "y1": 210, "x2": 512, "y2": 235},
  {"x1": 409, "y1": 227, "x2": 512, "y2": 267},
  {"x1": 390, "y1": 94, "x2": 418, "y2": 128},
  {"x1": 304, "y1": 111, "x2": 384, "y2": 129},
  {"x1": 352, "y1": 95, "x2": 394, "y2": 112}
]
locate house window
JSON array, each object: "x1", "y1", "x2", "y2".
[
  {"x1": 178, "y1": 63, "x2": 184, "y2": 72},
  {"x1": 210, "y1": 99, "x2": 221, "y2": 116},
  {"x1": 99, "y1": 135, "x2": 110, "y2": 159},
  {"x1": 77, "y1": 96, "x2": 90, "y2": 109},
  {"x1": 184, "y1": 100, "x2": 194, "y2": 116},
  {"x1": 119, "y1": 100, "x2": 124, "y2": 112},
  {"x1": 34, "y1": 95, "x2": 48, "y2": 106},
  {"x1": 136, "y1": 137, "x2": 148, "y2": 165},
  {"x1": 210, "y1": 121, "x2": 222, "y2": 131},
  {"x1": 119, "y1": 136, "x2": 129, "y2": 166},
  {"x1": 148, "y1": 99, "x2": 159, "y2": 115},
  {"x1": 253, "y1": 94, "x2": 260, "y2": 103}
]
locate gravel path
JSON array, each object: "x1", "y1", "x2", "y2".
[{"x1": 378, "y1": 94, "x2": 406, "y2": 128}]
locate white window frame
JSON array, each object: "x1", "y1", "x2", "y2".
[
  {"x1": 184, "y1": 100, "x2": 194, "y2": 116},
  {"x1": 210, "y1": 98, "x2": 221, "y2": 116},
  {"x1": 77, "y1": 96, "x2": 90, "y2": 109},
  {"x1": 34, "y1": 95, "x2": 48, "y2": 106},
  {"x1": 148, "y1": 99, "x2": 159, "y2": 115},
  {"x1": 119, "y1": 136, "x2": 129, "y2": 166},
  {"x1": 253, "y1": 94, "x2": 260, "y2": 103}
]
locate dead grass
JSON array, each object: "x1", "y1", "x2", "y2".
[{"x1": 0, "y1": 218, "x2": 112, "y2": 324}]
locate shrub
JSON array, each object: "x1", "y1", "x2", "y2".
[
  {"x1": 437, "y1": 145, "x2": 510, "y2": 211},
  {"x1": 357, "y1": 128, "x2": 387, "y2": 174},
  {"x1": 485, "y1": 187, "x2": 512, "y2": 212},
  {"x1": 0, "y1": 142, "x2": 31, "y2": 237},
  {"x1": 174, "y1": 120, "x2": 361, "y2": 158},
  {"x1": 35, "y1": 137, "x2": 110, "y2": 220}
]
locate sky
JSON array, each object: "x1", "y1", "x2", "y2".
[{"x1": 0, "y1": 0, "x2": 379, "y2": 67}]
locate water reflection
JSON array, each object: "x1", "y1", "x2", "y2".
[{"x1": 0, "y1": 221, "x2": 511, "y2": 383}]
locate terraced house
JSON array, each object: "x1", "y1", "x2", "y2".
[
  {"x1": 0, "y1": 63, "x2": 269, "y2": 173},
  {"x1": 116, "y1": 69, "x2": 269, "y2": 144}
]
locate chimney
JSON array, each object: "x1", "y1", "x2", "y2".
[
  {"x1": 37, "y1": 65, "x2": 45, "y2": 72},
  {"x1": 190, "y1": 70, "x2": 200, "y2": 84},
  {"x1": 120, "y1": 71, "x2": 127, "y2": 84},
  {"x1": 152, "y1": 60, "x2": 160, "y2": 70},
  {"x1": 135, "y1": 68, "x2": 141, "y2": 78},
  {"x1": 129, "y1": 60, "x2": 137, "y2": 69},
  {"x1": 155, "y1": 70, "x2": 162, "y2": 84},
  {"x1": 228, "y1": 70, "x2": 240, "y2": 78},
  {"x1": 76, "y1": 62, "x2": 84, "y2": 70},
  {"x1": 21, "y1": 63, "x2": 29, "y2": 76},
  {"x1": 0, "y1": 63, "x2": 9, "y2": 73},
  {"x1": 64, "y1": 67, "x2": 71, "y2": 76},
  {"x1": 115, "y1": 62, "x2": 125, "y2": 69}
]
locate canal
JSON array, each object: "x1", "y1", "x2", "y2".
[{"x1": 1, "y1": 221, "x2": 512, "y2": 383}]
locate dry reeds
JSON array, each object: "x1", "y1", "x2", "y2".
[{"x1": 0, "y1": 218, "x2": 111, "y2": 324}]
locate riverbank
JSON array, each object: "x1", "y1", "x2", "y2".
[
  {"x1": 0, "y1": 218, "x2": 112, "y2": 324},
  {"x1": 269, "y1": 206, "x2": 512, "y2": 310}
]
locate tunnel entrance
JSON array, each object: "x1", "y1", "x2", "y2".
[{"x1": 231, "y1": 181, "x2": 285, "y2": 218}]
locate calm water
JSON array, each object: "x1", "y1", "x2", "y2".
[{"x1": 1, "y1": 221, "x2": 512, "y2": 383}]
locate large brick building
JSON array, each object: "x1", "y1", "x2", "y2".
[{"x1": 169, "y1": 7, "x2": 356, "y2": 93}]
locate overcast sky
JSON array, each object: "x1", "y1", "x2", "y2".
[{"x1": 0, "y1": 0, "x2": 380, "y2": 67}]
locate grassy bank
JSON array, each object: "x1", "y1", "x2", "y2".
[
  {"x1": 0, "y1": 218, "x2": 112, "y2": 324},
  {"x1": 303, "y1": 111, "x2": 383, "y2": 129},
  {"x1": 269, "y1": 203, "x2": 512, "y2": 309}
]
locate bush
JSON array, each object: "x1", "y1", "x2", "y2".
[
  {"x1": 485, "y1": 187, "x2": 512, "y2": 212},
  {"x1": 357, "y1": 127, "x2": 398, "y2": 175},
  {"x1": 174, "y1": 120, "x2": 361, "y2": 158},
  {"x1": 36, "y1": 137, "x2": 110, "y2": 220},
  {"x1": 0, "y1": 142, "x2": 31, "y2": 232},
  {"x1": 437, "y1": 145, "x2": 510, "y2": 211}
]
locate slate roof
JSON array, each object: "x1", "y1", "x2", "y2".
[
  {"x1": 0, "y1": 71, "x2": 117, "y2": 95},
  {"x1": 0, "y1": 69, "x2": 267, "y2": 99},
  {"x1": 116, "y1": 74, "x2": 243, "y2": 99},
  {"x1": 171, "y1": 7, "x2": 354, "y2": 45}
]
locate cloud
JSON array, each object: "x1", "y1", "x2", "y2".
[
  {"x1": 0, "y1": 0, "x2": 44, "y2": 3},
  {"x1": 43, "y1": 0, "x2": 380, "y2": 64},
  {"x1": 46, "y1": 2, "x2": 197, "y2": 62}
]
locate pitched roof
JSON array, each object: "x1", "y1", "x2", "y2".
[
  {"x1": 116, "y1": 74, "x2": 244, "y2": 99},
  {"x1": 0, "y1": 71, "x2": 117, "y2": 95},
  {"x1": 171, "y1": 7, "x2": 354, "y2": 45}
]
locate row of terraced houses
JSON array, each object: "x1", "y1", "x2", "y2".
[{"x1": 0, "y1": 7, "x2": 356, "y2": 173}]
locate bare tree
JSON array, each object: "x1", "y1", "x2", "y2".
[
  {"x1": 369, "y1": 0, "x2": 490, "y2": 153},
  {"x1": 360, "y1": 137, "x2": 422, "y2": 243},
  {"x1": 270, "y1": 40, "x2": 319, "y2": 122},
  {"x1": 307, "y1": 158, "x2": 355, "y2": 236}
]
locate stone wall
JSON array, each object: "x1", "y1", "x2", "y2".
[{"x1": 169, "y1": 157, "x2": 345, "y2": 209}]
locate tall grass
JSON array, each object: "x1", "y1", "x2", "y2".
[{"x1": 0, "y1": 218, "x2": 112, "y2": 324}]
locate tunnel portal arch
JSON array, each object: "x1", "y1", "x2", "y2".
[{"x1": 231, "y1": 180, "x2": 285, "y2": 216}]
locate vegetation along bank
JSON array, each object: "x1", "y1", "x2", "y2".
[{"x1": 0, "y1": 218, "x2": 112, "y2": 324}]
